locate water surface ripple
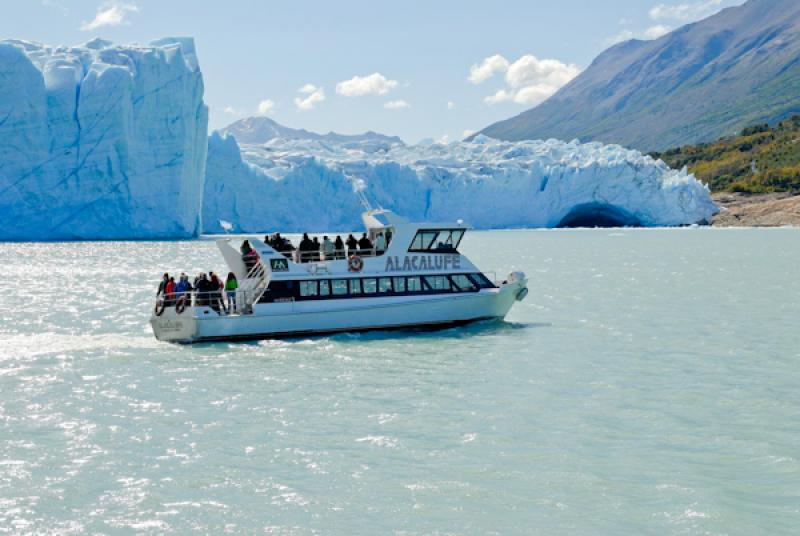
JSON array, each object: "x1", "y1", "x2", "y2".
[{"x1": 1, "y1": 229, "x2": 799, "y2": 534}]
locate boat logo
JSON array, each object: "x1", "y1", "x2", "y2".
[
  {"x1": 158, "y1": 319, "x2": 185, "y2": 333},
  {"x1": 384, "y1": 254, "x2": 461, "y2": 272}
]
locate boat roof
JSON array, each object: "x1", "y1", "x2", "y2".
[{"x1": 362, "y1": 209, "x2": 472, "y2": 231}]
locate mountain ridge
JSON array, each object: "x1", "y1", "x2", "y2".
[
  {"x1": 219, "y1": 116, "x2": 404, "y2": 145},
  {"x1": 475, "y1": 0, "x2": 800, "y2": 151}
]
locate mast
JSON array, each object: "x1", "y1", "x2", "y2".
[{"x1": 345, "y1": 174, "x2": 377, "y2": 212}]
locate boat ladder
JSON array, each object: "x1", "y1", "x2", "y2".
[{"x1": 240, "y1": 261, "x2": 269, "y2": 313}]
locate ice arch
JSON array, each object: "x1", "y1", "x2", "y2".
[{"x1": 556, "y1": 203, "x2": 642, "y2": 228}]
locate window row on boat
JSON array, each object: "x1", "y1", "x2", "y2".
[{"x1": 259, "y1": 273, "x2": 495, "y2": 303}]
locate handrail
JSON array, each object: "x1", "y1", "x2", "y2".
[{"x1": 292, "y1": 248, "x2": 387, "y2": 263}]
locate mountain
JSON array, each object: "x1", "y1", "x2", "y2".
[
  {"x1": 202, "y1": 132, "x2": 716, "y2": 234},
  {"x1": 476, "y1": 0, "x2": 800, "y2": 152},
  {"x1": 0, "y1": 38, "x2": 208, "y2": 240},
  {"x1": 651, "y1": 115, "x2": 800, "y2": 193},
  {"x1": 219, "y1": 116, "x2": 404, "y2": 145}
]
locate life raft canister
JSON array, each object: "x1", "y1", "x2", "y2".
[
  {"x1": 348, "y1": 254, "x2": 364, "y2": 272},
  {"x1": 175, "y1": 295, "x2": 188, "y2": 314},
  {"x1": 154, "y1": 298, "x2": 166, "y2": 316}
]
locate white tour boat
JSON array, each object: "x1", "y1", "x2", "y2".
[{"x1": 150, "y1": 210, "x2": 528, "y2": 343}]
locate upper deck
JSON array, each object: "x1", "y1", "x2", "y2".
[{"x1": 216, "y1": 209, "x2": 478, "y2": 282}]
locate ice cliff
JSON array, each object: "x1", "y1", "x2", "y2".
[
  {"x1": 203, "y1": 133, "x2": 718, "y2": 233},
  {"x1": 0, "y1": 38, "x2": 208, "y2": 240}
]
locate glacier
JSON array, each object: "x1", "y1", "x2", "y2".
[
  {"x1": 202, "y1": 132, "x2": 718, "y2": 233},
  {"x1": 0, "y1": 37, "x2": 208, "y2": 240}
]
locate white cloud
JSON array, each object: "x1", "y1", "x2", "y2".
[
  {"x1": 384, "y1": 100, "x2": 410, "y2": 109},
  {"x1": 462, "y1": 129, "x2": 475, "y2": 139},
  {"x1": 80, "y1": 2, "x2": 138, "y2": 31},
  {"x1": 257, "y1": 99, "x2": 275, "y2": 116},
  {"x1": 644, "y1": 25, "x2": 672, "y2": 39},
  {"x1": 468, "y1": 54, "x2": 510, "y2": 84},
  {"x1": 605, "y1": 24, "x2": 673, "y2": 46},
  {"x1": 476, "y1": 54, "x2": 580, "y2": 107},
  {"x1": 336, "y1": 73, "x2": 398, "y2": 97},
  {"x1": 437, "y1": 135, "x2": 451, "y2": 144},
  {"x1": 294, "y1": 84, "x2": 325, "y2": 111},
  {"x1": 649, "y1": 0, "x2": 723, "y2": 21},
  {"x1": 447, "y1": 101, "x2": 456, "y2": 110},
  {"x1": 224, "y1": 106, "x2": 240, "y2": 115},
  {"x1": 506, "y1": 55, "x2": 580, "y2": 91},
  {"x1": 298, "y1": 83, "x2": 317, "y2": 94},
  {"x1": 484, "y1": 89, "x2": 512, "y2": 105}
]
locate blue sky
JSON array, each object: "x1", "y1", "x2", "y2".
[{"x1": 2, "y1": 0, "x2": 744, "y2": 143}]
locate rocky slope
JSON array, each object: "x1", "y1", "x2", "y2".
[{"x1": 476, "y1": 0, "x2": 800, "y2": 152}]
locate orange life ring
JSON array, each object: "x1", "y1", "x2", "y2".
[
  {"x1": 154, "y1": 298, "x2": 166, "y2": 316},
  {"x1": 175, "y1": 295, "x2": 187, "y2": 314},
  {"x1": 348, "y1": 254, "x2": 364, "y2": 272}
]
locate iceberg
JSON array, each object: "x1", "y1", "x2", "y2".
[
  {"x1": 0, "y1": 38, "x2": 208, "y2": 240},
  {"x1": 202, "y1": 132, "x2": 718, "y2": 233}
]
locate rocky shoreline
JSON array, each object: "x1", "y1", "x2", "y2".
[{"x1": 711, "y1": 192, "x2": 800, "y2": 227}]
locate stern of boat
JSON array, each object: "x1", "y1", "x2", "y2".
[{"x1": 150, "y1": 307, "x2": 198, "y2": 344}]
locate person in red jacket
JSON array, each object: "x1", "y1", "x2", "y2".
[{"x1": 164, "y1": 276, "x2": 176, "y2": 306}]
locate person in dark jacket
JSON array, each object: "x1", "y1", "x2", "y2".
[
  {"x1": 298, "y1": 233, "x2": 314, "y2": 262},
  {"x1": 334, "y1": 235, "x2": 345, "y2": 260},
  {"x1": 358, "y1": 233, "x2": 373, "y2": 255},
  {"x1": 195, "y1": 273, "x2": 209, "y2": 307},
  {"x1": 157, "y1": 273, "x2": 169, "y2": 297},
  {"x1": 346, "y1": 234, "x2": 358, "y2": 255},
  {"x1": 209, "y1": 273, "x2": 224, "y2": 314}
]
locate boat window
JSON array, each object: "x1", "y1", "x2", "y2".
[
  {"x1": 264, "y1": 280, "x2": 295, "y2": 300},
  {"x1": 300, "y1": 281, "x2": 318, "y2": 297},
  {"x1": 408, "y1": 229, "x2": 465, "y2": 252},
  {"x1": 332, "y1": 279, "x2": 348, "y2": 296},
  {"x1": 378, "y1": 278, "x2": 393, "y2": 293},
  {"x1": 393, "y1": 277, "x2": 406, "y2": 293},
  {"x1": 469, "y1": 273, "x2": 496, "y2": 289},
  {"x1": 407, "y1": 276, "x2": 422, "y2": 292},
  {"x1": 362, "y1": 278, "x2": 377, "y2": 294},
  {"x1": 349, "y1": 279, "x2": 362, "y2": 295},
  {"x1": 319, "y1": 280, "x2": 331, "y2": 296},
  {"x1": 423, "y1": 275, "x2": 452, "y2": 292},
  {"x1": 451, "y1": 274, "x2": 478, "y2": 292}
]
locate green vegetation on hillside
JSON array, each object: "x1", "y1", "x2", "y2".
[{"x1": 651, "y1": 116, "x2": 800, "y2": 193}]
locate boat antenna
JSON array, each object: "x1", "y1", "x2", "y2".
[{"x1": 345, "y1": 174, "x2": 376, "y2": 212}]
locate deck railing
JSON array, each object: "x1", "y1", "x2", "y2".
[{"x1": 290, "y1": 248, "x2": 385, "y2": 263}]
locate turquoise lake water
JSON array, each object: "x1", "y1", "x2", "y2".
[{"x1": 1, "y1": 228, "x2": 799, "y2": 534}]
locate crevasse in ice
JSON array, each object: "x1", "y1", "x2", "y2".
[{"x1": 0, "y1": 38, "x2": 208, "y2": 240}]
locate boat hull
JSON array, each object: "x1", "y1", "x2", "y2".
[{"x1": 150, "y1": 281, "x2": 525, "y2": 344}]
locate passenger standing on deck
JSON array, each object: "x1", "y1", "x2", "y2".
[
  {"x1": 225, "y1": 272, "x2": 238, "y2": 314},
  {"x1": 334, "y1": 235, "x2": 345, "y2": 260},
  {"x1": 299, "y1": 233, "x2": 314, "y2": 261},
  {"x1": 195, "y1": 273, "x2": 209, "y2": 306},
  {"x1": 358, "y1": 233, "x2": 373, "y2": 255},
  {"x1": 346, "y1": 234, "x2": 358, "y2": 256},
  {"x1": 175, "y1": 273, "x2": 189, "y2": 298},
  {"x1": 157, "y1": 273, "x2": 169, "y2": 297},
  {"x1": 165, "y1": 277, "x2": 176, "y2": 306},
  {"x1": 322, "y1": 236, "x2": 335, "y2": 260},
  {"x1": 375, "y1": 232, "x2": 387, "y2": 253},
  {"x1": 210, "y1": 273, "x2": 224, "y2": 314},
  {"x1": 312, "y1": 237, "x2": 321, "y2": 261}
]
